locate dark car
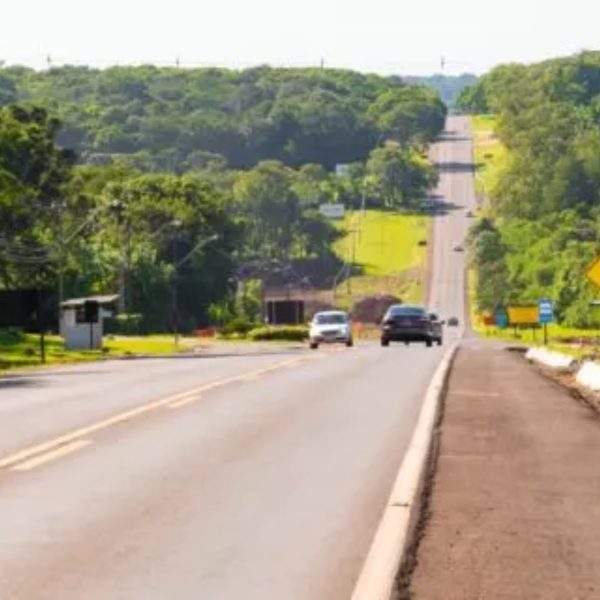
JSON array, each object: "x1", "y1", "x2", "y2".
[
  {"x1": 428, "y1": 312, "x2": 444, "y2": 346},
  {"x1": 380, "y1": 304, "x2": 437, "y2": 347}
]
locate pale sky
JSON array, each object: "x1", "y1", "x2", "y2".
[{"x1": 1, "y1": 0, "x2": 598, "y2": 75}]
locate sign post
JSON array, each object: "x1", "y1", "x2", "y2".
[{"x1": 538, "y1": 299, "x2": 554, "y2": 346}]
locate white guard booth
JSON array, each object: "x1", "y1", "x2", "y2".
[{"x1": 60, "y1": 295, "x2": 118, "y2": 350}]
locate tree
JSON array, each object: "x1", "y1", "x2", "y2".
[
  {"x1": 233, "y1": 161, "x2": 300, "y2": 260},
  {"x1": 366, "y1": 146, "x2": 438, "y2": 208}
]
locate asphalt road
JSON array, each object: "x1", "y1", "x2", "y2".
[{"x1": 0, "y1": 117, "x2": 475, "y2": 599}]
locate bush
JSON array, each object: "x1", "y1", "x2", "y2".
[
  {"x1": 248, "y1": 325, "x2": 308, "y2": 342},
  {"x1": 0, "y1": 327, "x2": 24, "y2": 344},
  {"x1": 220, "y1": 316, "x2": 255, "y2": 337},
  {"x1": 104, "y1": 313, "x2": 143, "y2": 335}
]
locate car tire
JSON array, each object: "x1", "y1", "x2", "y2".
[
  {"x1": 426, "y1": 338, "x2": 433, "y2": 348},
  {"x1": 381, "y1": 338, "x2": 390, "y2": 347},
  {"x1": 437, "y1": 338, "x2": 443, "y2": 346},
  {"x1": 404, "y1": 340, "x2": 410, "y2": 346},
  {"x1": 346, "y1": 338, "x2": 354, "y2": 348},
  {"x1": 310, "y1": 342, "x2": 319, "y2": 350}
]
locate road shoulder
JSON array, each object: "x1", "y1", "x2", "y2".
[{"x1": 405, "y1": 338, "x2": 600, "y2": 600}]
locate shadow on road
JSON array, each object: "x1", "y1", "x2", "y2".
[
  {"x1": 0, "y1": 376, "x2": 41, "y2": 389},
  {"x1": 432, "y1": 161, "x2": 475, "y2": 173}
]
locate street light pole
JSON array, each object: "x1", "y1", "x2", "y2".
[{"x1": 171, "y1": 233, "x2": 219, "y2": 347}]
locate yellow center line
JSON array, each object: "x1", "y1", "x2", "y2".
[
  {"x1": 167, "y1": 394, "x2": 203, "y2": 410},
  {"x1": 11, "y1": 440, "x2": 92, "y2": 472},
  {"x1": 0, "y1": 356, "x2": 305, "y2": 470}
]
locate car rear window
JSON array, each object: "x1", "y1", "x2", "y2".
[
  {"x1": 387, "y1": 306, "x2": 426, "y2": 317},
  {"x1": 314, "y1": 313, "x2": 347, "y2": 325}
]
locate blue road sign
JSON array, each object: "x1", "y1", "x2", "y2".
[
  {"x1": 539, "y1": 299, "x2": 554, "y2": 324},
  {"x1": 495, "y1": 311, "x2": 509, "y2": 328}
]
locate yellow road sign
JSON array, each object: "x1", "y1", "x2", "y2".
[
  {"x1": 586, "y1": 255, "x2": 600, "y2": 289},
  {"x1": 507, "y1": 306, "x2": 539, "y2": 325}
]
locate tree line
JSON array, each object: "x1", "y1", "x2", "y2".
[
  {"x1": 0, "y1": 65, "x2": 445, "y2": 171},
  {"x1": 459, "y1": 51, "x2": 600, "y2": 326},
  {"x1": 0, "y1": 66, "x2": 445, "y2": 332}
]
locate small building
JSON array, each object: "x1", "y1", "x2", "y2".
[
  {"x1": 262, "y1": 285, "x2": 332, "y2": 325},
  {"x1": 60, "y1": 295, "x2": 118, "y2": 350}
]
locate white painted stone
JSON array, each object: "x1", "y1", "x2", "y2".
[
  {"x1": 526, "y1": 347, "x2": 577, "y2": 371},
  {"x1": 576, "y1": 361, "x2": 600, "y2": 392}
]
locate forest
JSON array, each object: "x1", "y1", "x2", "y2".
[
  {"x1": 459, "y1": 51, "x2": 600, "y2": 326},
  {"x1": 0, "y1": 66, "x2": 445, "y2": 331}
]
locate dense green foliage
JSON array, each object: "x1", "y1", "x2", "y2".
[
  {"x1": 465, "y1": 52, "x2": 600, "y2": 326},
  {"x1": 0, "y1": 65, "x2": 445, "y2": 171},
  {"x1": 0, "y1": 66, "x2": 446, "y2": 333}
]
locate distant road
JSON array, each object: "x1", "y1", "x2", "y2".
[{"x1": 0, "y1": 117, "x2": 475, "y2": 599}]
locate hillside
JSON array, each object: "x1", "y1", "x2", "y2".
[{"x1": 0, "y1": 65, "x2": 445, "y2": 172}]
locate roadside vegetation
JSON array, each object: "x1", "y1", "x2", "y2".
[
  {"x1": 459, "y1": 51, "x2": 600, "y2": 330},
  {"x1": 0, "y1": 329, "x2": 188, "y2": 371},
  {"x1": 0, "y1": 64, "x2": 445, "y2": 352},
  {"x1": 334, "y1": 210, "x2": 429, "y2": 306}
]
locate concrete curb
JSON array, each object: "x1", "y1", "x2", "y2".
[{"x1": 351, "y1": 343, "x2": 459, "y2": 600}]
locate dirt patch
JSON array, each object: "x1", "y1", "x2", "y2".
[{"x1": 350, "y1": 294, "x2": 401, "y2": 324}]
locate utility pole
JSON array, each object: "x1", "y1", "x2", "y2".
[
  {"x1": 171, "y1": 233, "x2": 218, "y2": 347},
  {"x1": 441, "y1": 56, "x2": 446, "y2": 72},
  {"x1": 55, "y1": 200, "x2": 66, "y2": 331}
]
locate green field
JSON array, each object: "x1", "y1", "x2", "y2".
[
  {"x1": 470, "y1": 114, "x2": 507, "y2": 199},
  {"x1": 0, "y1": 331, "x2": 188, "y2": 372},
  {"x1": 334, "y1": 210, "x2": 429, "y2": 305}
]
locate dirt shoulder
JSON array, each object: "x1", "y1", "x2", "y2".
[{"x1": 404, "y1": 338, "x2": 600, "y2": 600}]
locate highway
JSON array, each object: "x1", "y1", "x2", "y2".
[{"x1": 0, "y1": 116, "x2": 475, "y2": 599}]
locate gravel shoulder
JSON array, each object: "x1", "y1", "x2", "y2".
[{"x1": 405, "y1": 337, "x2": 600, "y2": 600}]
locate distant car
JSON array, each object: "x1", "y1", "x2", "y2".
[
  {"x1": 428, "y1": 312, "x2": 444, "y2": 346},
  {"x1": 453, "y1": 244, "x2": 465, "y2": 252},
  {"x1": 380, "y1": 304, "x2": 436, "y2": 347},
  {"x1": 309, "y1": 311, "x2": 353, "y2": 349},
  {"x1": 447, "y1": 316, "x2": 460, "y2": 327}
]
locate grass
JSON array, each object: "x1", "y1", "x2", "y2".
[
  {"x1": 333, "y1": 209, "x2": 429, "y2": 306},
  {"x1": 473, "y1": 315, "x2": 600, "y2": 359},
  {"x1": 470, "y1": 114, "x2": 507, "y2": 199},
  {"x1": 0, "y1": 330, "x2": 191, "y2": 373}
]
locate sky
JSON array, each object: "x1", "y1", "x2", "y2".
[{"x1": 1, "y1": 0, "x2": 598, "y2": 75}]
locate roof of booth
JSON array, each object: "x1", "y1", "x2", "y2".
[{"x1": 60, "y1": 295, "x2": 119, "y2": 309}]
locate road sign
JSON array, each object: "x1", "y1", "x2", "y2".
[
  {"x1": 495, "y1": 311, "x2": 509, "y2": 328},
  {"x1": 482, "y1": 314, "x2": 496, "y2": 326},
  {"x1": 586, "y1": 255, "x2": 600, "y2": 289},
  {"x1": 319, "y1": 204, "x2": 345, "y2": 219},
  {"x1": 507, "y1": 306, "x2": 539, "y2": 325},
  {"x1": 335, "y1": 164, "x2": 351, "y2": 178},
  {"x1": 538, "y1": 299, "x2": 554, "y2": 324}
]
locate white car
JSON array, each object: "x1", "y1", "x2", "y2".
[{"x1": 309, "y1": 311, "x2": 353, "y2": 349}]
